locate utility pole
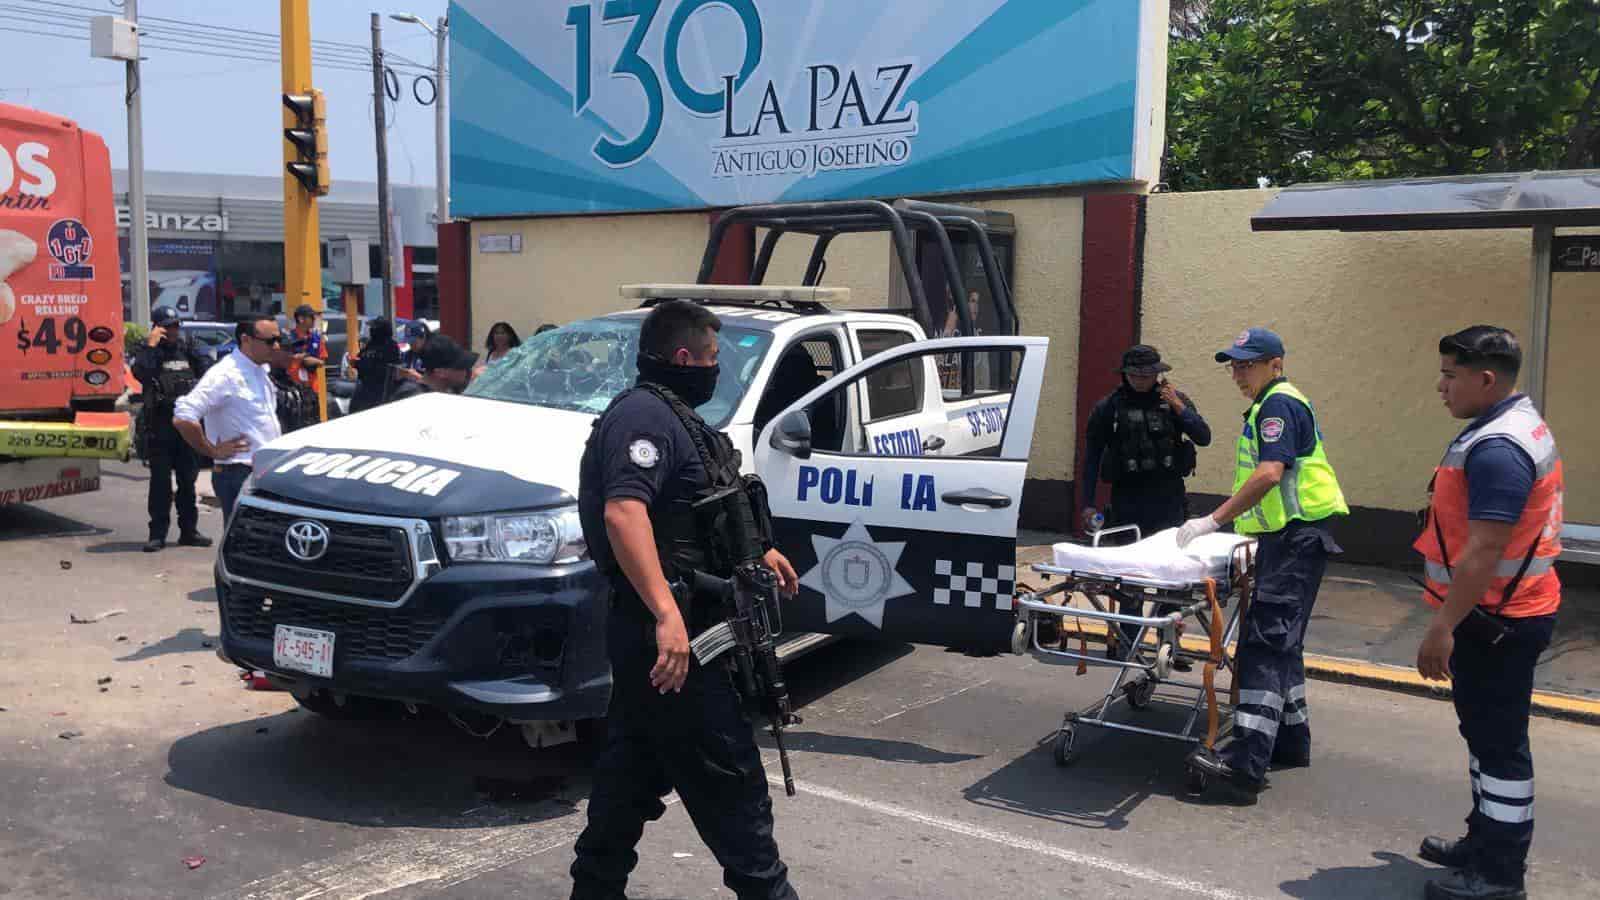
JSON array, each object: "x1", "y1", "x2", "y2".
[
  {"x1": 281, "y1": 0, "x2": 325, "y2": 419},
  {"x1": 124, "y1": 0, "x2": 150, "y2": 328},
  {"x1": 370, "y1": 13, "x2": 394, "y2": 319},
  {"x1": 434, "y1": 16, "x2": 449, "y2": 223}
]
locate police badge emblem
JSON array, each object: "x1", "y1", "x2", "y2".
[{"x1": 628, "y1": 439, "x2": 660, "y2": 469}]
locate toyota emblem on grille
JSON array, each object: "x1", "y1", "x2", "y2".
[{"x1": 285, "y1": 520, "x2": 331, "y2": 562}]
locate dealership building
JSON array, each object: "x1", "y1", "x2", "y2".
[{"x1": 112, "y1": 169, "x2": 441, "y2": 323}]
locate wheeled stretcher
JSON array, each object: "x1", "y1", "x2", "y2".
[{"x1": 1011, "y1": 526, "x2": 1257, "y2": 790}]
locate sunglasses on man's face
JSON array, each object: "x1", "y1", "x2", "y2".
[{"x1": 250, "y1": 332, "x2": 284, "y2": 346}]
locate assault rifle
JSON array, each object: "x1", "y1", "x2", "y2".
[{"x1": 686, "y1": 563, "x2": 802, "y2": 797}]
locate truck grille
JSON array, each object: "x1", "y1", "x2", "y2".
[
  {"x1": 224, "y1": 585, "x2": 446, "y2": 663},
  {"x1": 223, "y1": 504, "x2": 415, "y2": 603}
]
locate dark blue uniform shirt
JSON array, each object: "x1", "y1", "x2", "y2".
[
  {"x1": 585, "y1": 390, "x2": 708, "y2": 574},
  {"x1": 1253, "y1": 382, "x2": 1318, "y2": 468},
  {"x1": 1459, "y1": 394, "x2": 1536, "y2": 524}
]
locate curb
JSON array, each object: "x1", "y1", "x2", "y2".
[{"x1": 1038, "y1": 618, "x2": 1600, "y2": 726}]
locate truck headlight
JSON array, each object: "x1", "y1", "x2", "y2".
[{"x1": 443, "y1": 506, "x2": 586, "y2": 565}]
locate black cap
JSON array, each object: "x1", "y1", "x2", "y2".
[
  {"x1": 151, "y1": 305, "x2": 180, "y2": 328},
  {"x1": 1119, "y1": 344, "x2": 1171, "y2": 376},
  {"x1": 418, "y1": 334, "x2": 478, "y2": 372},
  {"x1": 293, "y1": 303, "x2": 318, "y2": 319}
]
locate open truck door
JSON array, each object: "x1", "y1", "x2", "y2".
[{"x1": 755, "y1": 336, "x2": 1047, "y2": 652}]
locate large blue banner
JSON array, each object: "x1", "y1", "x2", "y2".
[{"x1": 449, "y1": 0, "x2": 1166, "y2": 217}]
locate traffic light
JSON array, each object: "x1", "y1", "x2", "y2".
[{"x1": 283, "y1": 88, "x2": 330, "y2": 196}]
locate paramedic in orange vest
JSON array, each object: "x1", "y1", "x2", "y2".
[{"x1": 1413, "y1": 326, "x2": 1560, "y2": 900}]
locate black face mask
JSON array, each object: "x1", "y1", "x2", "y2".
[{"x1": 637, "y1": 352, "x2": 719, "y2": 408}]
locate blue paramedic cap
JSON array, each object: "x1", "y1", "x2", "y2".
[{"x1": 1215, "y1": 327, "x2": 1285, "y2": 363}]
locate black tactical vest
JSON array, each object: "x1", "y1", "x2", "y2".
[
  {"x1": 580, "y1": 383, "x2": 771, "y2": 609},
  {"x1": 1102, "y1": 389, "x2": 1195, "y2": 482},
  {"x1": 149, "y1": 351, "x2": 199, "y2": 414}
]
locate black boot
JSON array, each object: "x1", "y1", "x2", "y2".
[
  {"x1": 1185, "y1": 746, "x2": 1266, "y2": 804},
  {"x1": 177, "y1": 531, "x2": 213, "y2": 548},
  {"x1": 143, "y1": 538, "x2": 165, "y2": 553},
  {"x1": 1419, "y1": 835, "x2": 1475, "y2": 869},
  {"x1": 1424, "y1": 868, "x2": 1524, "y2": 900}
]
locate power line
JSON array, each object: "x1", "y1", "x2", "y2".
[{"x1": 1, "y1": 1, "x2": 433, "y2": 72}]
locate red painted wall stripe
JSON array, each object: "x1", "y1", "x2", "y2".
[{"x1": 1073, "y1": 193, "x2": 1144, "y2": 528}]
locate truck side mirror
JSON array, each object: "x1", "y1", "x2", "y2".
[{"x1": 770, "y1": 410, "x2": 812, "y2": 459}]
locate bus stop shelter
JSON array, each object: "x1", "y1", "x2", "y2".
[{"x1": 1251, "y1": 170, "x2": 1600, "y2": 563}]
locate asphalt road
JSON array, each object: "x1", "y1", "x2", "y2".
[{"x1": 2, "y1": 461, "x2": 1598, "y2": 899}]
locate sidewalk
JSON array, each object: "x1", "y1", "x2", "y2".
[{"x1": 1016, "y1": 531, "x2": 1600, "y2": 722}]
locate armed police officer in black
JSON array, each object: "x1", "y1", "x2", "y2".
[
  {"x1": 132, "y1": 306, "x2": 212, "y2": 553},
  {"x1": 571, "y1": 300, "x2": 802, "y2": 900},
  {"x1": 1081, "y1": 345, "x2": 1211, "y2": 656}
]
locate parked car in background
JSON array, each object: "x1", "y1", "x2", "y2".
[{"x1": 178, "y1": 321, "x2": 236, "y2": 366}]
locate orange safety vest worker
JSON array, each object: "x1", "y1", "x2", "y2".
[{"x1": 1413, "y1": 395, "x2": 1563, "y2": 618}]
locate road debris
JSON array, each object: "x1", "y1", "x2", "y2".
[
  {"x1": 58, "y1": 730, "x2": 82, "y2": 740},
  {"x1": 96, "y1": 676, "x2": 112, "y2": 685},
  {"x1": 114, "y1": 635, "x2": 128, "y2": 642},
  {"x1": 181, "y1": 856, "x2": 205, "y2": 870},
  {"x1": 240, "y1": 670, "x2": 279, "y2": 691},
  {"x1": 68, "y1": 609, "x2": 126, "y2": 624},
  {"x1": 58, "y1": 560, "x2": 71, "y2": 570}
]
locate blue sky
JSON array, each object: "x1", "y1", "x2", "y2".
[{"x1": 0, "y1": 0, "x2": 448, "y2": 185}]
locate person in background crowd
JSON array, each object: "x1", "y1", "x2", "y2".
[
  {"x1": 1080, "y1": 344, "x2": 1211, "y2": 658},
  {"x1": 269, "y1": 348, "x2": 321, "y2": 435},
  {"x1": 350, "y1": 317, "x2": 402, "y2": 414},
  {"x1": 286, "y1": 304, "x2": 326, "y2": 390},
  {"x1": 131, "y1": 305, "x2": 212, "y2": 553},
  {"x1": 476, "y1": 321, "x2": 522, "y2": 377},
  {"x1": 173, "y1": 314, "x2": 284, "y2": 522},
  {"x1": 484, "y1": 321, "x2": 522, "y2": 364},
  {"x1": 389, "y1": 333, "x2": 478, "y2": 401},
  {"x1": 1413, "y1": 326, "x2": 1560, "y2": 900},
  {"x1": 399, "y1": 320, "x2": 431, "y2": 376}
]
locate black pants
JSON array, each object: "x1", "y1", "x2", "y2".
[
  {"x1": 1223, "y1": 522, "x2": 1339, "y2": 782},
  {"x1": 1450, "y1": 612, "x2": 1555, "y2": 888},
  {"x1": 146, "y1": 424, "x2": 199, "y2": 541},
  {"x1": 1107, "y1": 480, "x2": 1189, "y2": 657},
  {"x1": 571, "y1": 614, "x2": 797, "y2": 900}
]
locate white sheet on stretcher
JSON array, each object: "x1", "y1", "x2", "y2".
[{"x1": 1050, "y1": 529, "x2": 1254, "y2": 585}]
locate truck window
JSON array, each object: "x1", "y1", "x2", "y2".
[
  {"x1": 856, "y1": 329, "x2": 921, "y2": 422},
  {"x1": 753, "y1": 332, "x2": 843, "y2": 440}
]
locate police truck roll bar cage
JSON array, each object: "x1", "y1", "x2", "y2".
[{"x1": 696, "y1": 199, "x2": 1019, "y2": 338}]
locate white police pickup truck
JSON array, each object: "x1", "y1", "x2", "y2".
[{"x1": 215, "y1": 283, "x2": 1048, "y2": 744}]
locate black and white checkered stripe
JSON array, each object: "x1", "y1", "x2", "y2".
[{"x1": 933, "y1": 560, "x2": 1015, "y2": 610}]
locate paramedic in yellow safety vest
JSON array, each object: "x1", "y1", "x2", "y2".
[
  {"x1": 1411, "y1": 326, "x2": 1559, "y2": 900},
  {"x1": 1175, "y1": 327, "x2": 1348, "y2": 803}
]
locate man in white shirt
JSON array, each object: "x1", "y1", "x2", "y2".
[{"x1": 174, "y1": 314, "x2": 285, "y2": 522}]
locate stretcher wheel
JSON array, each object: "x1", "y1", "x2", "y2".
[
  {"x1": 1184, "y1": 765, "x2": 1209, "y2": 795},
  {"x1": 1053, "y1": 726, "x2": 1077, "y2": 767},
  {"x1": 1010, "y1": 619, "x2": 1030, "y2": 656},
  {"x1": 1126, "y1": 677, "x2": 1157, "y2": 710},
  {"x1": 1155, "y1": 643, "x2": 1174, "y2": 680}
]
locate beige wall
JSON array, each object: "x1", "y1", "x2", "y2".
[
  {"x1": 468, "y1": 196, "x2": 1091, "y2": 484},
  {"x1": 468, "y1": 213, "x2": 709, "y2": 348},
  {"x1": 1143, "y1": 189, "x2": 1600, "y2": 522}
]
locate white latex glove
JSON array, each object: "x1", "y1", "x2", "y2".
[{"x1": 1175, "y1": 515, "x2": 1219, "y2": 549}]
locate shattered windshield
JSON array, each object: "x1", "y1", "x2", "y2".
[{"x1": 465, "y1": 317, "x2": 774, "y2": 427}]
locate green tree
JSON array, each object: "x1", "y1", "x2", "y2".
[{"x1": 1165, "y1": 0, "x2": 1600, "y2": 191}]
